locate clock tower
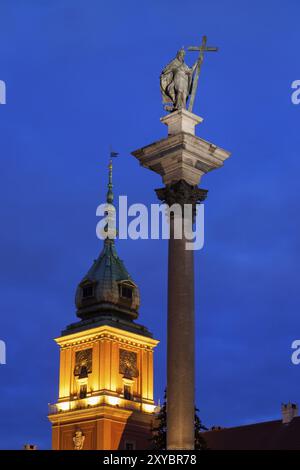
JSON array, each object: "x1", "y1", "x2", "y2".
[{"x1": 48, "y1": 160, "x2": 159, "y2": 450}]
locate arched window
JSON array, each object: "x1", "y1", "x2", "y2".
[
  {"x1": 119, "y1": 281, "x2": 134, "y2": 301},
  {"x1": 82, "y1": 283, "x2": 94, "y2": 299},
  {"x1": 120, "y1": 285, "x2": 133, "y2": 300}
]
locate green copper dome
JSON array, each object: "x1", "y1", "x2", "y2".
[
  {"x1": 63, "y1": 157, "x2": 153, "y2": 339},
  {"x1": 75, "y1": 158, "x2": 140, "y2": 322},
  {"x1": 85, "y1": 239, "x2": 131, "y2": 284},
  {"x1": 75, "y1": 238, "x2": 140, "y2": 321}
]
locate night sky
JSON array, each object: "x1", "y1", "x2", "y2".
[{"x1": 1, "y1": 0, "x2": 300, "y2": 449}]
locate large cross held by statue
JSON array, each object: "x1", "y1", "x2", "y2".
[{"x1": 187, "y1": 35, "x2": 218, "y2": 112}]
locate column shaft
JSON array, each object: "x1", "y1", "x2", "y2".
[
  {"x1": 167, "y1": 216, "x2": 195, "y2": 450},
  {"x1": 156, "y1": 180, "x2": 207, "y2": 450}
]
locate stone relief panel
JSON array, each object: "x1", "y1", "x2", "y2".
[
  {"x1": 119, "y1": 349, "x2": 139, "y2": 379},
  {"x1": 74, "y1": 348, "x2": 92, "y2": 377}
]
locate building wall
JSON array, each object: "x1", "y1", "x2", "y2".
[
  {"x1": 51, "y1": 408, "x2": 153, "y2": 450},
  {"x1": 49, "y1": 325, "x2": 158, "y2": 450},
  {"x1": 57, "y1": 328, "x2": 155, "y2": 403}
]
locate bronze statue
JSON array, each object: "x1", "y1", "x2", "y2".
[
  {"x1": 160, "y1": 48, "x2": 197, "y2": 112},
  {"x1": 160, "y1": 36, "x2": 218, "y2": 113}
]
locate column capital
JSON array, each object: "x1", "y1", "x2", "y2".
[{"x1": 155, "y1": 179, "x2": 208, "y2": 208}]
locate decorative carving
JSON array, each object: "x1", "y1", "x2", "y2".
[
  {"x1": 119, "y1": 349, "x2": 139, "y2": 379},
  {"x1": 73, "y1": 430, "x2": 85, "y2": 450},
  {"x1": 156, "y1": 179, "x2": 207, "y2": 219},
  {"x1": 74, "y1": 348, "x2": 92, "y2": 378}
]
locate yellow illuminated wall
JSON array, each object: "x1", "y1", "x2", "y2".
[
  {"x1": 57, "y1": 325, "x2": 157, "y2": 404},
  {"x1": 49, "y1": 324, "x2": 159, "y2": 450}
]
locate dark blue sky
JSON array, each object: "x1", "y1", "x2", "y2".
[{"x1": 1, "y1": 0, "x2": 300, "y2": 449}]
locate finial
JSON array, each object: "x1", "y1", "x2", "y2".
[
  {"x1": 103, "y1": 149, "x2": 119, "y2": 243},
  {"x1": 106, "y1": 149, "x2": 119, "y2": 205},
  {"x1": 106, "y1": 158, "x2": 113, "y2": 204}
]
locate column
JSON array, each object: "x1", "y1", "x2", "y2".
[
  {"x1": 156, "y1": 180, "x2": 207, "y2": 449},
  {"x1": 131, "y1": 108, "x2": 231, "y2": 450}
]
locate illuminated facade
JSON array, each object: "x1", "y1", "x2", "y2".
[{"x1": 48, "y1": 160, "x2": 159, "y2": 450}]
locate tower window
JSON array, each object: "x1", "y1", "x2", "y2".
[
  {"x1": 82, "y1": 284, "x2": 94, "y2": 298},
  {"x1": 120, "y1": 285, "x2": 133, "y2": 300},
  {"x1": 124, "y1": 385, "x2": 132, "y2": 400},
  {"x1": 125, "y1": 441, "x2": 135, "y2": 450},
  {"x1": 79, "y1": 385, "x2": 87, "y2": 399}
]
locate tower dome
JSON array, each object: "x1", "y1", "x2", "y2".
[
  {"x1": 75, "y1": 238, "x2": 140, "y2": 320},
  {"x1": 75, "y1": 157, "x2": 140, "y2": 322}
]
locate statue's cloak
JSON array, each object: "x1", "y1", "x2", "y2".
[{"x1": 160, "y1": 57, "x2": 180, "y2": 105}]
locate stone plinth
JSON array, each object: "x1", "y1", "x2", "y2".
[
  {"x1": 132, "y1": 109, "x2": 231, "y2": 186},
  {"x1": 161, "y1": 108, "x2": 203, "y2": 135}
]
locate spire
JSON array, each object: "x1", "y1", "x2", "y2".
[
  {"x1": 74, "y1": 151, "x2": 141, "y2": 323},
  {"x1": 104, "y1": 150, "x2": 118, "y2": 242},
  {"x1": 106, "y1": 158, "x2": 114, "y2": 204},
  {"x1": 106, "y1": 148, "x2": 119, "y2": 204}
]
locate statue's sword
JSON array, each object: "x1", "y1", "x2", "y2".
[{"x1": 187, "y1": 36, "x2": 218, "y2": 113}]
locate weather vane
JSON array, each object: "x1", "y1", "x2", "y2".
[{"x1": 160, "y1": 35, "x2": 218, "y2": 113}]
